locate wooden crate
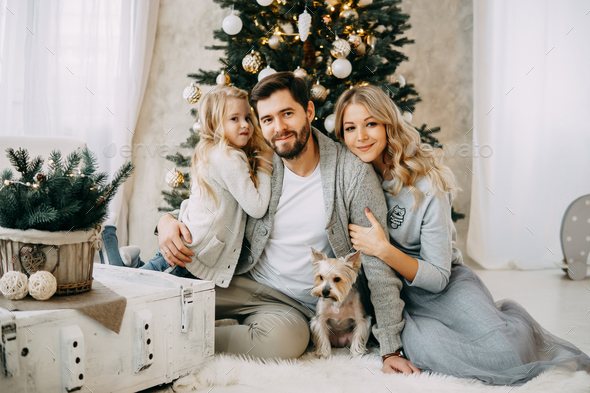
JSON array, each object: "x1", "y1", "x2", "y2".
[{"x1": 0, "y1": 264, "x2": 215, "y2": 392}]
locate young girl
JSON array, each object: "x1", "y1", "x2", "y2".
[
  {"x1": 333, "y1": 85, "x2": 590, "y2": 384},
  {"x1": 101, "y1": 85, "x2": 274, "y2": 288}
]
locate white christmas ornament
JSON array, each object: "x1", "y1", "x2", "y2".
[
  {"x1": 258, "y1": 65, "x2": 277, "y2": 81},
  {"x1": 324, "y1": 114, "x2": 337, "y2": 133},
  {"x1": 257, "y1": 0, "x2": 274, "y2": 5},
  {"x1": 358, "y1": 0, "x2": 373, "y2": 5},
  {"x1": 216, "y1": 72, "x2": 230, "y2": 86},
  {"x1": 402, "y1": 111, "x2": 413, "y2": 124},
  {"x1": 0, "y1": 271, "x2": 29, "y2": 300},
  {"x1": 293, "y1": 67, "x2": 308, "y2": 79},
  {"x1": 298, "y1": 9, "x2": 312, "y2": 42},
  {"x1": 192, "y1": 121, "x2": 202, "y2": 133},
  {"x1": 269, "y1": 34, "x2": 282, "y2": 49},
  {"x1": 332, "y1": 58, "x2": 352, "y2": 78},
  {"x1": 222, "y1": 13, "x2": 243, "y2": 35},
  {"x1": 28, "y1": 271, "x2": 57, "y2": 301},
  {"x1": 389, "y1": 73, "x2": 406, "y2": 87}
]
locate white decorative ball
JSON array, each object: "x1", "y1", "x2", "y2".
[
  {"x1": 388, "y1": 73, "x2": 406, "y2": 87},
  {"x1": 269, "y1": 34, "x2": 282, "y2": 49},
  {"x1": 222, "y1": 14, "x2": 243, "y2": 35},
  {"x1": 257, "y1": 0, "x2": 274, "y2": 5},
  {"x1": 340, "y1": 9, "x2": 359, "y2": 20},
  {"x1": 216, "y1": 72, "x2": 230, "y2": 86},
  {"x1": 0, "y1": 271, "x2": 29, "y2": 300},
  {"x1": 28, "y1": 271, "x2": 57, "y2": 301},
  {"x1": 402, "y1": 111, "x2": 413, "y2": 124},
  {"x1": 332, "y1": 58, "x2": 352, "y2": 79},
  {"x1": 324, "y1": 114, "x2": 337, "y2": 133},
  {"x1": 258, "y1": 65, "x2": 277, "y2": 81},
  {"x1": 358, "y1": 0, "x2": 373, "y2": 5},
  {"x1": 293, "y1": 67, "x2": 308, "y2": 79},
  {"x1": 192, "y1": 121, "x2": 202, "y2": 133}
]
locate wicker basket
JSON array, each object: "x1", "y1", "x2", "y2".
[{"x1": 0, "y1": 226, "x2": 102, "y2": 295}]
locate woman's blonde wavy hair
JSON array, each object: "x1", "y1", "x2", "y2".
[
  {"x1": 334, "y1": 85, "x2": 459, "y2": 211},
  {"x1": 192, "y1": 85, "x2": 272, "y2": 205}
]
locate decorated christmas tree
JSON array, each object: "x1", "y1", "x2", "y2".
[{"x1": 161, "y1": 0, "x2": 464, "y2": 221}]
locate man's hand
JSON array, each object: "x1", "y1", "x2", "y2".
[
  {"x1": 382, "y1": 356, "x2": 421, "y2": 375},
  {"x1": 157, "y1": 214, "x2": 194, "y2": 267}
]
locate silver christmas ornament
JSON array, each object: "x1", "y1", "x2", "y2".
[
  {"x1": 366, "y1": 35, "x2": 377, "y2": 48},
  {"x1": 310, "y1": 82, "x2": 328, "y2": 102},
  {"x1": 331, "y1": 37, "x2": 351, "y2": 58},
  {"x1": 293, "y1": 67, "x2": 308, "y2": 79},
  {"x1": 182, "y1": 82, "x2": 202, "y2": 104},
  {"x1": 348, "y1": 35, "x2": 362, "y2": 49},
  {"x1": 388, "y1": 73, "x2": 406, "y2": 87},
  {"x1": 242, "y1": 51, "x2": 262, "y2": 73},
  {"x1": 269, "y1": 34, "x2": 282, "y2": 49}
]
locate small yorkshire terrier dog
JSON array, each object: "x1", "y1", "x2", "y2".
[{"x1": 309, "y1": 247, "x2": 372, "y2": 357}]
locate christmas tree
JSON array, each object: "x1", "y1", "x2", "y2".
[
  {"x1": 0, "y1": 148, "x2": 134, "y2": 231},
  {"x1": 161, "y1": 0, "x2": 464, "y2": 221}
]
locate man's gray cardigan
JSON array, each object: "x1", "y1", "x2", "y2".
[{"x1": 235, "y1": 128, "x2": 405, "y2": 355}]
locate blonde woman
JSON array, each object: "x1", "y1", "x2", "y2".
[
  {"x1": 334, "y1": 85, "x2": 590, "y2": 384},
  {"x1": 102, "y1": 86, "x2": 274, "y2": 288}
]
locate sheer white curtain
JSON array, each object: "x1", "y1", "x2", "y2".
[
  {"x1": 0, "y1": 0, "x2": 159, "y2": 245},
  {"x1": 468, "y1": 0, "x2": 590, "y2": 269}
]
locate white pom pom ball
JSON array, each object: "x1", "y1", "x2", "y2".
[
  {"x1": 0, "y1": 271, "x2": 29, "y2": 300},
  {"x1": 222, "y1": 14, "x2": 242, "y2": 35},
  {"x1": 324, "y1": 114, "x2": 337, "y2": 133},
  {"x1": 332, "y1": 58, "x2": 352, "y2": 79},
  {"x1": 28, "y1": 271, "x2": 57, "y2": 301}
]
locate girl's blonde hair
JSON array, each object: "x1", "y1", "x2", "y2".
[
  {"x1": 193, "y1": 85, "x2": 271, "y2": 205},
  {"x1": 334, "y1": 85, "x2": 459, "y2": 211}
]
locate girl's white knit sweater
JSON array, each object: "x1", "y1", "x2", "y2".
[{"x1": 178, "y1": 145, "x2": 271, "y2": 287}]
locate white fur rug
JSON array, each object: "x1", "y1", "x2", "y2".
[{"x1": 173, "y1": 348, "x2": 590, "y2": 393}]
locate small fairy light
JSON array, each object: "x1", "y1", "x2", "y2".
[
  {"x1": 331, "y1": 7, "x2": 335, "y2": 11},
  {"x1": 3, "y1": 179, "x2": 9, "y2": 186},
  {"x1": 295, "y1": 35, "x2": 300, "y2": 40},
  {"x1": 32, "y1": 184, "x2": 38, "y2": 188},
  {"x1": 294, "y1": 15, "x2": 297, "y2": 20}
]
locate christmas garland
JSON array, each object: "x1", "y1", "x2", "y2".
[{"x1": 0, "y1": 148, "x2": 134, "y2": 232}]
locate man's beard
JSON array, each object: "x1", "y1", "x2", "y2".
[{"x1": 267, "y1": 119, "x2": 311, "y2": 160}]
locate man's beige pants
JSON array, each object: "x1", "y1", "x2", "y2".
[{"x1": 215, "y1": 273, "x2": 314, "y2": 359}]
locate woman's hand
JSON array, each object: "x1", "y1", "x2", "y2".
[
  {"x1": 382, "y1": 356, "x2": 421, "y2": 375},
  {"x1": 157, "y1": 214, "x2": 194, "y2": 267},
  {"x1": 348, "y1": 207, "x2": 389, "y2": 259}
]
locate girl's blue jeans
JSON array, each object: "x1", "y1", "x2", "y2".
[{"x1": 100, "y1": 225, "x2": 188, "y2": 277}]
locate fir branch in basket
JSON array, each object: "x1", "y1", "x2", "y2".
[{"x1": 0, "y1": 147, "x2": 134, "y2": 232}]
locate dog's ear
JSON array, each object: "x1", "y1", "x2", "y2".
[
  {"x1": 310, "y1": 247, "x2": 326, "y2": 265},
  {"x1": 344, "y1": 249, "x2": 362, "y2": 270}
]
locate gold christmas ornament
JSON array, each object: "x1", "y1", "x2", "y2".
[
  {"x1": 166, "y1": 167, "x2": 185, "y2": 188},
  {"x1": 331, "y1": 36, "x2": 351, "y2": 58},
  {"x1": 216, "y1": 72, "x2": 230, "y2": 86},
  {"x1": 366, "y1": 35, "x2": 377, "y2": 48},
  {"x1": 268, "y1": 34, "x2": 282, "y2": 49},
  {"x1": 293, "y1": 67, "x2": 308, "y2": 79},
  {"x1": 183, "y1": 82, "x2": 202, "y2": 104},
  {"x1": 242, "y1": 50, "x2": 262, "y2": 73},
  {"x1": 310, "y1": 81, "x2": 328, "y2": 102}
]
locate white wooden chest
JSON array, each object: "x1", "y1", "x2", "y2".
[{"x1": 0, "y1": 264, "x2": 215, "y2": 392}]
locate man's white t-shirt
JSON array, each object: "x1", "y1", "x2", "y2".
[{"x1": 250, "y1": 163, "x2": 334, "y2": 311}]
